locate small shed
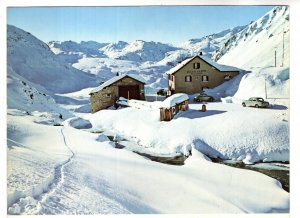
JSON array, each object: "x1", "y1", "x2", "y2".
[
  {"x1": 89, "y1": 74, "x2": 146, "y2": 113},
  {"x1": 159, "y1": 93, "x2": 189, "y2": 121}
]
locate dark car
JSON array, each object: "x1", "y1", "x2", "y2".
[
  {"x1": 157, "y1": 89, "x2": 167, "y2": 96},
  {"x1": 193, "y1": 93, "x2": 214, "y2": 102}
]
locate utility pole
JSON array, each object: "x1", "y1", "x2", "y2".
[
  {"x1": 274, "y1": 48, "x2": 277, "y2": 67},
  {"x1": 281, "y1": 29, "x2": 285, "y2": 67},
  {"x1": 265, "y1": 78, "x2": 268, "y2": 99}
]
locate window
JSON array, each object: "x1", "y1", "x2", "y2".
[
  {"x1": 185, "y1": 75, "x2": 192, "y2": 82},
  {"x1": 202, "y1": 75, "x2": 209, "y2": 82},
  {"x1": 106, "y1": 93, "x2": 111, "y2": 98},
  {"x1": 193, "y1": 62, "x2": 200, "y2": 69}
]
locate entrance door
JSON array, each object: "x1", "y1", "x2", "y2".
[{"x1": 118, "y1": 85, "x2": 140, "y2": 100}]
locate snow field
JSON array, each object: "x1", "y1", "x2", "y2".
[
  {"x1": 7, "y1": 112, "x2": 73, "y2": 213},
  {"x1": 7, "y1": 115, "x2": 290, "y2": 213},
  {"x1": 88, "y1": 102, "x2": 289, "y2": 163}
]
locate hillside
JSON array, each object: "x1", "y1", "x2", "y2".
[
  {"x1": 7, "y1": 25, "x2": 97, "y2": 94},
  {"x1": 216, "y1": 6, "x2": 289, "y2": 69}
]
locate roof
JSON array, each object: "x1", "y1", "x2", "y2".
[
  {"x1": 166, "y1": 55, "x2": 241, "y2": 75},
  {"x1": 90, "y1": 74, "x2": 146, "y2": 94},
  {"x1": 160, "y1": 93, "x2": 189, "y2": 108}
]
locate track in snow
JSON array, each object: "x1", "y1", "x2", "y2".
[{"x1": 7, "y1": 127, "x2": 75, "y2": 215}]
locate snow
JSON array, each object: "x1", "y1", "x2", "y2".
[
  {"x1": 217, "y1": 6, "x2": 289, "y2": 70},
  {"x1": 7, "y1": 25, "x2": 96, "y2": 93},
  {"x1": 7, "y1": 110, "x2": 289, "y2": 214},
  {"x1": 63, "y1": 117, "x2": 92, "y2": 129},
  {"x1": 160, "y1": 93, "x2": 189, "y2": 108},
  {"x1": 166, "y1": 56, "x2": 194, "y2": 75},
  {"x1": 88, "y1": 101, "x2": 289, "y2": 163}
]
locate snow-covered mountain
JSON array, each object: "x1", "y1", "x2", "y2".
[
  {"x1": 8, "y1": 5, "x2": 290, "y2": 98},
  {"x1": 48, "y1": 40, "x2": 108, "y2": 64},
  {"x1": 178, "y1": 25, "x2": 246, "y2": 57},
  {"x1": 215, "y1": 6, "x2": 289, "y2": 70},
  {"x1": 99, "y1": 40, "x2": 178, "y2": 62},
  {"x1": 7, "y1": 25, "x2": 97, "y2": 94},
  {"x1": 47, "y1": 5, "x2": 289, "y2": 95}
]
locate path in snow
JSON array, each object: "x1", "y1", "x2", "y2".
[
  {"x1": 8, "y1": 127, "x2": 75, "y2": 214},
  {"x1": 9, "y1": 127, "x2": 131, "y2": 215}
]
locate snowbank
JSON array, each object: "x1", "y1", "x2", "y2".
[
  {"x1": 89, "y1": 102, "x2": 289, "y2": 163},
  {"x1": 160, "y1": 93, "x2": 189, "y2": 108},
  {"x1": 63, "y1": 117, "x2": 92, "y2": 129},
  {"x1": 7, "y1": 109, "x2": 289, "y2": 214}
]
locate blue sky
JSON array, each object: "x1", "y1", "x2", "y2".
[{"x1": 7, "y1": 6, "x2": 274, "y2": 45}]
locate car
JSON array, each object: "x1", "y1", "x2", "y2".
[
  {"x1": 157, "y1": 89, "x2": 167, "y2": 96},
  {"x1": 193, "y1": 93, "x2": 214, "y2": 102},
  {"x1": 242, "y1": 97, "x2": 269, "y2": 108}
]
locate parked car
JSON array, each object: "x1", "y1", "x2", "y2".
[
  {"x1": 193, "y1": 93, "x2": 214, "y2": 102},
  {"x1": 242, "y1": 97, "x2": 269, "y2": 108},
  {"x1": 157, "y1": 89, "x2": 167, "y2": 96}
]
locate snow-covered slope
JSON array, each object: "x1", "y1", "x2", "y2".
[
  {"x1": 48, "y1": 40, "x2": 108, "y2": 63},
  {"x1": 216, "y1": 6, "x2": 289, "y2": 70},
  {"x1": 100, "y1": 40, "x2": 178, "y2": 62},
  {"x1": 7, "y1": 25, "x2": 96, "y2": 93},
  {"x1": 7, "y1": 111, "x2": 289, "y2": 214},
  {"x1": 178, "y1": 25, "x2": 246, "y2": 58},
  {"x1": 7, "y1": 66, "x2": 72, "y2": 119},
  {"x1": 48, "y1": 40, "x2": 108, "y2": 55}
]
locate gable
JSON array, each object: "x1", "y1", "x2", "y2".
[
  {"x1": 90, "y1": 74, "x2": 145, "y2": 94},
  {"x1": 167, "y1": 55, "x2": 240, "y2": 75}
]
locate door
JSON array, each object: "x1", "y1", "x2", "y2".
[{"x1": 118, "y1": 85, "x2": 140, "y2": 100}]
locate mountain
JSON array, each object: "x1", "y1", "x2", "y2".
[
  {"x1": 215, "y1": 6, "x2": 289, "y2": 70},
  {"x1": 45, "y1": 6, "x2": 289, "y2": 95},
  {"x1": 7, "y1": 25, "x2": 97, "y2": 94},
  {"x1": 48, "y1": 40, "x2": 108, "y2": 63},
  {"x1": 178, "y1": 25, "x2": 246, "y2": 57},
  {"x1": 7, "y1": 65, "x2": 72, "y2": 118},
  {"x1": 100, "y1": 40, "x2": 178, "y2": 62}
]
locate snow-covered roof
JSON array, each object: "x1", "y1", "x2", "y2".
[
  {"x1": 166, "y1": 55, "x2": 240, "y2": 75},
  {"x1": 90, "y1": 74, "x2": 146, "y2": 94},
  {"x1": 166, "y1": 57, "x2": 194, "y2": 75},
  {"x1": 160, "y1": 93, "x2": 189, "y2": 108}
]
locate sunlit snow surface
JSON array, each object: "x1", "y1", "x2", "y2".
[{"x1": 7, "y1": 109, "x2": 289, "y2": 214}]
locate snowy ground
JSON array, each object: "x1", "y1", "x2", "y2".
[{"x1": 7, "y1": 108, "x2": 289, "y2": 214}]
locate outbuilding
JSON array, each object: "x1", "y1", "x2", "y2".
[
  {"x1": 159, "y1": 93, "x2": 189, "y2": 121},
  {"x1": 167, "y1": 55, "x2": 240, "y2": 95},
  {"x1": 90, "y1": 74, "x2": 146, "y2": 113}
]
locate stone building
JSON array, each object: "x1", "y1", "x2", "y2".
[
  {"x1": 89, "y1": 74, "x2": 146, "y2": 113},
  {"x1": 167, "y1": 55, "x2": 240, "y2": 95}
]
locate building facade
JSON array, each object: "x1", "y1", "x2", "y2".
[
  {"x1": 167, "y1": 55, "x2": 240, "y2": 95},
  {"x1": 90, "y1": 74, "x2": 145, "y2": 113}
]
